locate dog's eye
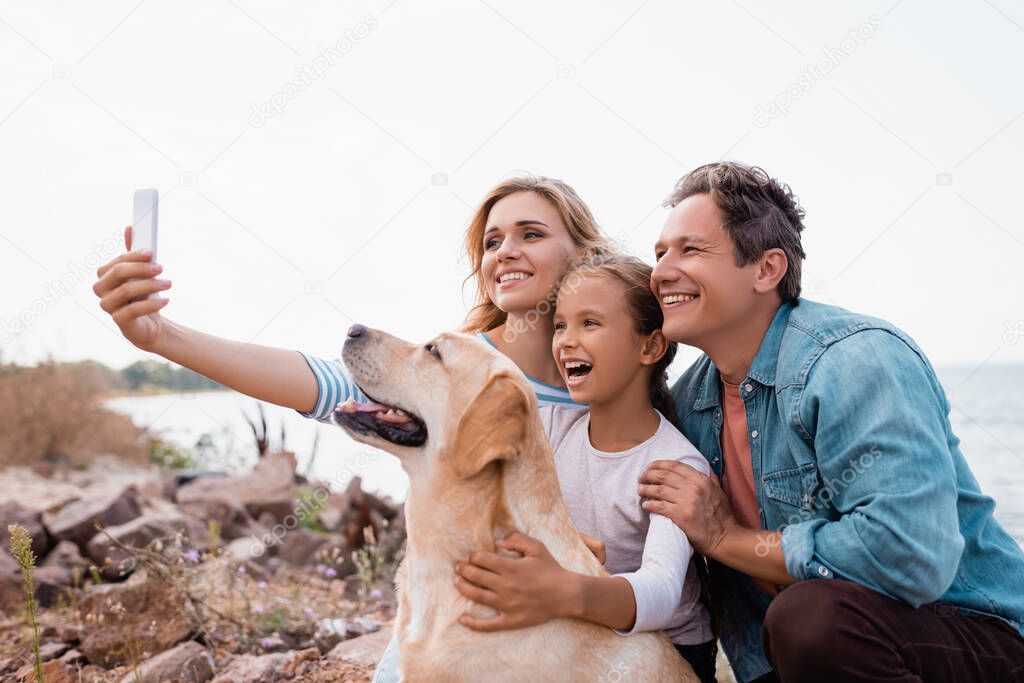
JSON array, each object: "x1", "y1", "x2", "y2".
[{"x1": 424, "y1": 342, "x2": 441, "y2": 360}]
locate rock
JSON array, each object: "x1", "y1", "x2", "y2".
[
  {"x1": 257, "y1": 634, "x2": 288, "y2": 653},
  {"x1": 176, "y1": 452, "x2": 298, "y2": 525},
  {"x1": 173, "y1": 469, "x2": 230, "y2": 488},
  {"x1": 85, "y1": 513, "x2": 211, "y2": 572},
  {"x1": 42, "y1": 540, "x2": 91, "y2": 572},
  {"x1": 121, "y1": 641, "x2": 214, "y2": 683},
  {"x1": 1, "y1": 552, "x2": 27, "y2": 615},
  {"x1": 15, "y1": 658, "x2": 78, "y2": 683},
  {"x1": 33, "y1": 566, "x2": 74, "y2": 607},
  {"x1": 39, "y1": 641, "x2": 71, "y2": 661},
  {"x1": 342, "y1": 575, "x2": 365, "y2": 601},
  {"x1": 43, "y1": 485, "x2": 143, "y2": 550},
  {"x1": 210, "y1": 647, "x2": 319, "y2": 683},
  {"x1": 0, "y1": 503, "x2": 49, "y2": 558},
  {"x1": 314, "y1": 618, "x2": 349, "y2": 652},
  {"x1": 78, "y1": 568, "x2": 193, "y2": 667},
  {"x1": 0, "y1": 467, "x2": 82, "y2": 513},
  {"x1": 222, "y1": 537, "x2": 271, "y2": 565},
  {"x1": 327, "y1": 627, "x2": 393, "y2": 668},
  {"x1": 348, "y1": 616, "x2": 381, "y2": 637},
  {"x1": 58, "y1": 648, "x2": 87, "y2": 666},
  {"x1": 0, "y1": 564, "x2": 73, "y2": 613},
  {"x1": 176, "y1": 496, "x2": 262, "y2": 541},
  {"x1": 274, "y1": 528, "x2": 328, "y2": 566}
]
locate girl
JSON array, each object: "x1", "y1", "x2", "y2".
[{"x1": 453, "y1": 252, "x2": 717, "y2": 682}]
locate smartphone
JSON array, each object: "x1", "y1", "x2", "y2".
[{"x1": 130, "y1": 188, "x2": 159, "y2": 301}]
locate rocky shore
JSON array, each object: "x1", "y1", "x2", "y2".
[{"x1": 0, "y1": 452, "x2": 402, "y2": 682}]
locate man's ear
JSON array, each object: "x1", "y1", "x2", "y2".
[
  {"x1": 450, "y1": 371, "x2": 531, "y2": 479},
  {"x1": 754, "y1": 247, "x2": 788, "y2": 295}
]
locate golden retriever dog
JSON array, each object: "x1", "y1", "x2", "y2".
[{"x1": 332, "y1": 324, "x2": 696, "y2": 682}]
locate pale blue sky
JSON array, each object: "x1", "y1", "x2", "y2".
[{"x1": 2, "y1": 0, "x2": 1023, "y2": 376}]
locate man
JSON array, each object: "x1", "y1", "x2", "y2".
[{"x1": 640, "y1": 161, "x2": 1024, "y2": 682}]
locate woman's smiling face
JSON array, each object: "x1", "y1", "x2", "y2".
[{"x1": 481, "y1": 191, "x2": 578, "y2": 315}]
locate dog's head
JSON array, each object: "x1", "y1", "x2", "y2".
[{"x1": 332, "y1": 325, "x2": 536, "y2": 480}]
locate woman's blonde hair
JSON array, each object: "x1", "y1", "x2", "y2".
[{"x1": 460, "y1": 174, "x2": 608, "y2": 333}]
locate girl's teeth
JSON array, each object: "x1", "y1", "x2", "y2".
[
  {"x1": 663, "y1": 294, "x2": 696, "y2": 304},
  {"x1": 499, "y1": 272, "x2": 530, "y2": 283}
]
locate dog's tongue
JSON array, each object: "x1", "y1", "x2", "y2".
[
  {"x1": 337, "y1": 398, "x2": 414, "y2": 426},
  {"x1": 338, "y1": 398, "x2": 390, "y2": 414}
]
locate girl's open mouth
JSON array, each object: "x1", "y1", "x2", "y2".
[{"x1": 563, "y1": 360, "x2": 593, "y2": 389}]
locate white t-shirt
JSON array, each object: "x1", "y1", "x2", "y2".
[{"x1": 540, "y1": 404, "x2": 713, "y2": 646}]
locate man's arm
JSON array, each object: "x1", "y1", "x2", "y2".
[
  {"x1": 638, "y1": 463, "x2": 797, "y2": 585},
  {"x1": 781, "y1": 329, "x2": 964, "y2": 605}
]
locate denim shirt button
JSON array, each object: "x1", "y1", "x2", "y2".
[
  {"x1": 744, "y1": 383, "x2": 753, "y2": 393},
  {"x1": 751, "y1": 429, "x2": 759, "y2": 439},
  {"x1": 817, "y1": 565, "x2": 831, "y2": 577}
]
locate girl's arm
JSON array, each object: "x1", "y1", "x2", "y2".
[{"x1": 454, "y1": 519, "x2": 690, "y2": 634}]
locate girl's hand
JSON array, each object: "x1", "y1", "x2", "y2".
[
  {"x1": 93, "y1": 226, "x2": 172, "y2": 352},
  {"x1": 454, "y1": 531, "x2": 579, "y2": 631}
]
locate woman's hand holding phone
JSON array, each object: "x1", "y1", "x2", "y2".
[{"x1": 92, "y1": 225, "x2": 172, "y2": 353}]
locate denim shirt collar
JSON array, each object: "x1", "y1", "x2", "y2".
[{"x1": 692, "y1": 300, "x2": 796, "y2": 411}]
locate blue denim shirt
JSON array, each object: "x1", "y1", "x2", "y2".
[{"x1": 672, "y1": 298, "x2": 1024, "y2": 682}]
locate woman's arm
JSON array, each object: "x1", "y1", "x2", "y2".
[
  {"x1": 93, "y1": 226, "x2": 338, "y2": 414},
  {"x1": 153, "y1": 317, "x2": 322, "y2": 413}
]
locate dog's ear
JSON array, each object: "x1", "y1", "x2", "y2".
[{"x1": 450, "y1": 370, "x2": 531, "y2": 479}]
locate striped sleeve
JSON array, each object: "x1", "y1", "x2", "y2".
[{"x1": 294, "y1": 351, "x2": 367, "y2": 424}]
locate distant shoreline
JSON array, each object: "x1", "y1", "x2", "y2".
[{"x1": 99, "y1": 387, "x2": 234, "y2": 400}]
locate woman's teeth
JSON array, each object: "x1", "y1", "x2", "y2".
[
  {"x1": 663, "y1": 294, "x2": 697, "y2": 304},
  {"x1": 498, "y1": 272, "x2": 531, "y2": 283}
]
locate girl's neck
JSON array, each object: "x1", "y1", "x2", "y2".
[
  {"x1": 586, "y1": 371, "x2": 661, "y2": 452},
  {"x1": 485, "y1": 313, "x2": 565, "y2": 388}
]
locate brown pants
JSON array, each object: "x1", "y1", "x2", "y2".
[{"x1": 761, "y1": 579, "x2": 1024, "y2": 682}]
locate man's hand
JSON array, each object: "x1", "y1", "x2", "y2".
[
  {"x1": 578, "y1": 530, "x2": 606, "y2": 565},
  {"x1": 454, "y1": 532, "x2": 579, "y2": 631},
  {"x1": 637, "y1": 460, "x2": 739, "y2": 556}
]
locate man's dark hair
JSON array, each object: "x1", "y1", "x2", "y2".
[{"x1": 664, "y1": 162, "x2": 807, "y2": 302}]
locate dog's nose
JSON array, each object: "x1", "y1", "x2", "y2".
[{"x1": 347, "y1": 324, "x2": 368, "y2": 338}]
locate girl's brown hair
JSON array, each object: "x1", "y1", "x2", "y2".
[
  {"x1": 554, "y1": 251, "x2": 680, "y2": 429},
  {"x1": 460, "y1": 174, "x2": 608, "y2": 334}
]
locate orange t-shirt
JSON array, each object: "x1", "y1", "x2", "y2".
[{"x1": 720, "y1": 376, "x2": 778, "y2": 596}]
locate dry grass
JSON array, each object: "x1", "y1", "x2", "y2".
[{"x1": 0, "y1": 359, "x2": 150, "y2": 468}]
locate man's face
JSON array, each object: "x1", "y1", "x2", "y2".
[{"x1": 651, "y1": 193, "x2": 761, "y2": 348}]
